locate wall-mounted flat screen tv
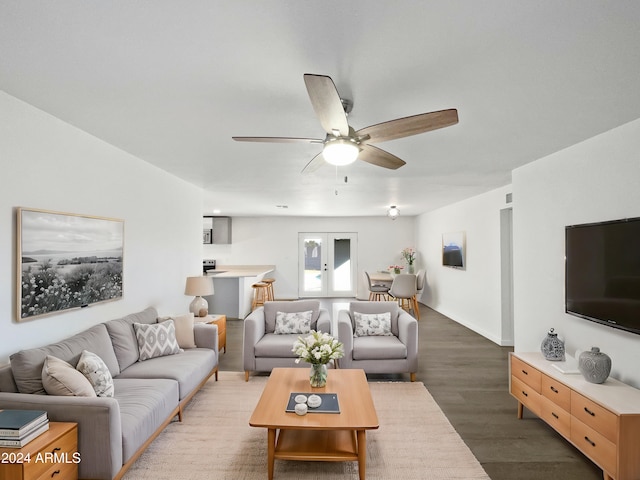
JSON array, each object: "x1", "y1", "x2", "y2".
[
  {"x1": 565, "y1": 217, "x2": 640, "y2": 335},
  {"x1": 442, "y1": 231, "x2": 465, "y2": 268}
]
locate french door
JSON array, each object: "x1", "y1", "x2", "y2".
[{"x1": 298, "y1": 233, "x2": 357, "y2": 297}]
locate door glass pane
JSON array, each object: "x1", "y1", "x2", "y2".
[
  {"x1": 333, "y1": 238, "x2": 351, "y2": 291},
  {"x1": 303, "y1": 237, "x2": 323, "y2": 293}
]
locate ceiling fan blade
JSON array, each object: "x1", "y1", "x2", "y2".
[
  {"x1": 232, "y1": 136, "x2": 323, "y2": 143},
  {"x1": 303, "y1": 74, "x2": 349, "y2": 137},
  {"x1": 356, "y1": 109, "x2": 458, "y2": 144},
  {"x1": 359, "y1": 144, "x2": 406, "y2": 170},
  {"x1": 301, "y1": 152, "x2": 326, "y2": 174}
]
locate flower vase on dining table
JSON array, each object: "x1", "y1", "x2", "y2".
[{"x1": 407, "y1": 264, "x2": 415, "y2": 274}]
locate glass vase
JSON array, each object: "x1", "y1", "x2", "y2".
[
  {"x1": 309, "y1": 363, "x2": 328, "y2": 388},
  {"x1": 407, "y1": 264, "x2": 415, "y2": 274}
]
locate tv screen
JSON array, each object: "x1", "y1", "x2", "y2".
[
  {"x1": 565, "y1": 217, "x2": 640, "y2": 335},
  {"x1": 442, "y1": 232, "x2": 465, "y2": 268}
]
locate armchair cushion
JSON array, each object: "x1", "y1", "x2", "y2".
[
  {"x1": 264, "y1": 300, "x2": 320, "y2": 333},
  {"x1": 352, "y1": 336, "x2": 407, "y2": 360},
  {"x1": 349, "y1": 301, "x2": 400, "y2": 336},
  {"x1": 254, "y1": 334, "x2": 299, "y2": 358},
  {"x1": 353, "y1": 312, "x2": 393, "y2": 337},
  {"x1": 274, "y1": 310, "x2": 312, "y2": 334}
]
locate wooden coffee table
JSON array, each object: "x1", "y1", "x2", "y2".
[{"x1": 249, "y1": 368, "x2": 379, "y2": 480}]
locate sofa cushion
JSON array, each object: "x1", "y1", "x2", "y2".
[
  {"x1": 352, "y1": 336, "x2": 407, "y2": 360},
  {"x1": 164, "y1": 313, "x2": 196, "y2": 349},
  {"x1": 254, "y1": 333, "x2": 299, "y2": 358},
  {"x1": 112, "y1": 378, "x2": 179, "y2": 462},
  {"x1": 115, "y1": 349, "x2": 216, "y2": 401},
  {"x1": 76, "y1": 350, "x2": 115, "y2": 397},
  {"x1": 274, "y1": 310, "x2": 312, "y2": 334},
  {"x1": 42, "y1": 355, "x2": 97, "y2": 397},
  {"x1": 353, "y1": 312, "x2": 393, "y2": 337},
  {"x1": 105, "y1": 307, "x2": 158, "y2": 371},
  {"x1": 350, "y1": 301, "x2": 400, "y2": 336},
  {"x1": 10, "y1": 323, "x2": 120, "y2": 394},
  {"x1": 134, "y1": 321, "x2": 182, "y2": 361},
  {"x1": 264, "y1": 301, "x2": 320, "y2": 334}
]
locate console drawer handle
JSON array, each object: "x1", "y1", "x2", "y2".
[
  {"x1": 521, "y1": 369, "x2": 528, "y2": 375},
  {"x1": 52, "y1": 447, "x2": 61, "y2": 453},
  {"x1": 522, "y1": 391, "x2": 528, "y2": 397},
  {"x1": 552, "y1": 412, "x2": 559, "y2": 419},
  {"x1": 51, "y1": 471, "x2": 61, "y2": 478},
  {"x1": 584, "y1": 407, "x2": 596, "y2": 416},
  {"x1": 550, "y1": 386, "x2": 559, "y2": 393},
  {"x1": 584, "y1": 436, "x2": 596, "y2": 447}
]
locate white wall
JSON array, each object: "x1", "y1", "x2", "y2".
[
  {"x1": 513, "y1": 118, "x2": 640, "y2": 388},
  {"x1": 0, "y1": 92, "x2": 204, "y2": 364},
  {"x1": 415, "y1": 186, "x2": 513, "y2": 345},
  {"x1": 203, "y1": 216, "x2": 415, "y2": 300}
]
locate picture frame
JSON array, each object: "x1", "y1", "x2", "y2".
[
  {"x1": 442, "y1": 231, "x2": 465, "y2": 269},
  {"x1": 17, "y1": 207, "x2": 124, "y2": 321}
]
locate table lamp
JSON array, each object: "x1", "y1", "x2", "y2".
[{"x1": 184, "y1": 276, "x2": 214, "y2": 317}]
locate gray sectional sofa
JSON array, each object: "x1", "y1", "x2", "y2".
[{"x1": 0, "y1": 307, "x2": 219, "y2": 480}]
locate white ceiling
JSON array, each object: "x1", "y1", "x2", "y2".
[{"x1": 2, "y1": 1, "x2": 640, "y2": 217}]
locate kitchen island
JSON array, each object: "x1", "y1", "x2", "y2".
[{"x1": 204, "y1": 265, "x2": 275, "y2": 318}]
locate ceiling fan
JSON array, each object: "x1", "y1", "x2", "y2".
[{"x1": 232, "y1": 74, "x2": 458, "y2": 174}]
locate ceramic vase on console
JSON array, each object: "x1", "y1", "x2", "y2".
[
  {"x1": 310, "y1": 363, "x2": 328, "y2": 388},
  {"x1": 540, "y1": 328, "x2": 565, "y2": 361},
  {"x1": 578, "y1": 347, "x2": 611, "y2": 384}
]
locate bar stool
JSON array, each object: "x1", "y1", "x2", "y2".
[
  {"x1": 251, "y1": 282, "x2": 269, "y2": 311},
  {"x1": 262, "y1": 278, "x2": 276, "y2": 301}
]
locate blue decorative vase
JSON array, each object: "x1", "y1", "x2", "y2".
[
  {"x1": 541, "y1": 328, "x2": 565, "y2": 361},
  {"x1": 579, "y1": 347, "x2": 611, "y2": 384}
]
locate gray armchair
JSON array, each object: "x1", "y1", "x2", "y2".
[
  {"x1": 338, "y1": 301, "x2": 418, "y2": 381},
  {"x1": 243, "y1": 300, "x2": 331, "y2": 381}
]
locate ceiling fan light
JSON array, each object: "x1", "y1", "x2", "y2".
[
  {"x1": 387, "y1": 205, "x2": 400, "y2": 219},
  {"x1": 323, "y1": 139, "x2": 359, "y2": 166}
]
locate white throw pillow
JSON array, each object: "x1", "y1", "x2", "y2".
[
  {"x1": 353, "y1": 312, "x2": 393, "y2": 337},
  {"x1": 134, "y1": 320, "x2": 183, "y2": 361},
  {"x1": 166, "y1": 313, "x2": 196, "y2": 349},
  {"x1": 76, "y1": 350, "x2": 115, "y2": 397},
  {"x1": 274, "y1": 311, "x2": 312, "y2": 335},
  {"x1": 42, "y1": 355, "x2": 97, "y2": 397}
]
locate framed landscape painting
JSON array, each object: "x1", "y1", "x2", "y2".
[
  {"x1": 442, "y1": 231, "x2": 465, "y2": 269},
  {"x1": 17, "y1": 208, "x2": 124, "y2": 321}
]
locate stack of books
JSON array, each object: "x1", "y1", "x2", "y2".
[{"x1": 0, "y1": 410, "x2": 50, "y2": 448}]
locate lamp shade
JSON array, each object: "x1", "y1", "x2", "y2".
[
  {"x1": 323, "y1": 138, "x2": 359, "y2": 166},
  {"x1": 184, "y1": 276, "x2": 214, "y2": 296}
]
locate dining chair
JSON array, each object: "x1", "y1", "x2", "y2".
[
  {"x1": 389, "y1": 273, "x2": 418, "y2": 318},
  {"x1": 365, "y1": 271, "x2": 390, "y2": 301},
  {"x1": 412, "y1": 270, "x2": 426, "y2": 320}
]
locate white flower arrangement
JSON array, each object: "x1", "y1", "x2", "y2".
[{"x1": 292, "y1": 330, "x2": 344, "y2": 365}]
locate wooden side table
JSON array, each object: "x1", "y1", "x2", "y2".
[
  {"x1": 0, "y1": 422, "x2": 78, "y2": 480},
  {"x1": 196, "y1": 314, "x2": 226, "y2": 353}
]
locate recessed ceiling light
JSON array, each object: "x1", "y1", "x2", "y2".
[{"x1": 276, "y1": 205, "x2": 289, "y2": 209}]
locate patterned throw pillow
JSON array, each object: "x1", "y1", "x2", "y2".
[
  {"x1": 274, "y1": 311, "x2": 313, "y2": 334},
  {"x1": 353, "y1": 312, "x2": 393, "y2": 337},
  {"x1": 133, "y1": 320, "x2": 183, "y2": 361},
  {"x1": 76, "y1": 350, "x2": 115, "y2": 397}
]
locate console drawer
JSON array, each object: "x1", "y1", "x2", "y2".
[
  {"x1": 571, "y1": 391, "x2": 618, "y2": 444},
  {"x1": 511, "y1": 356, "x2": 541, "y2": 393},
  {"x1": 540, "y1": 395, "x2": 570, "y2": 439},
  {"x1": 541, "y1": 373, "x2": 571, "y2": 412},
  {"x1": 571, "y1": 416, "x2": 617, "y2": 477},
  {"x1": 511, "y1": 376, "x2": 541, "y2": 416}
]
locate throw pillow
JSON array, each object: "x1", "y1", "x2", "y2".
[
  {"x1": 353, "y1": 312, "x2": 393, "y2": 337},
  {"x1": 76, "y1": 350, "x2": 115, "y2": 397},
  {"x1": 165, "y1": 313, "x2": 196, "y2": 349},
  {"x1": 133, "y1": 320, "x2": 183, "y2": 361},
  {"x1": 41, "y1": 355, "x2": 97, "y2": 397},
  {"x1": 274, "y1": 310, "x2": 313, "y2": 335}
]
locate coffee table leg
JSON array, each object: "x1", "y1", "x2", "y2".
[
  {"x1": 357, "y1": 430, "x2": 366, "y2": 480},
  {"x1": 268, "y1": 428, "x2": 276, "y2": 480}
]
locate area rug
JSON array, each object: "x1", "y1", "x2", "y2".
[{"x1": 123, "y1": 371, "x2": 489, "y2": 479}]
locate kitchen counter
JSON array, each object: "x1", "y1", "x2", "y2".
[
  {"x1": 206, "y1": 265, "x2": 275, "y2": 278},
  {"x1": 205, "y1": 265, "x2": 274, "y2": 318}
]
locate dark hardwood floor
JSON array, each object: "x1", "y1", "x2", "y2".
[{"x1": 218, "y1": 302, "x2": 603, "y2": 480}]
